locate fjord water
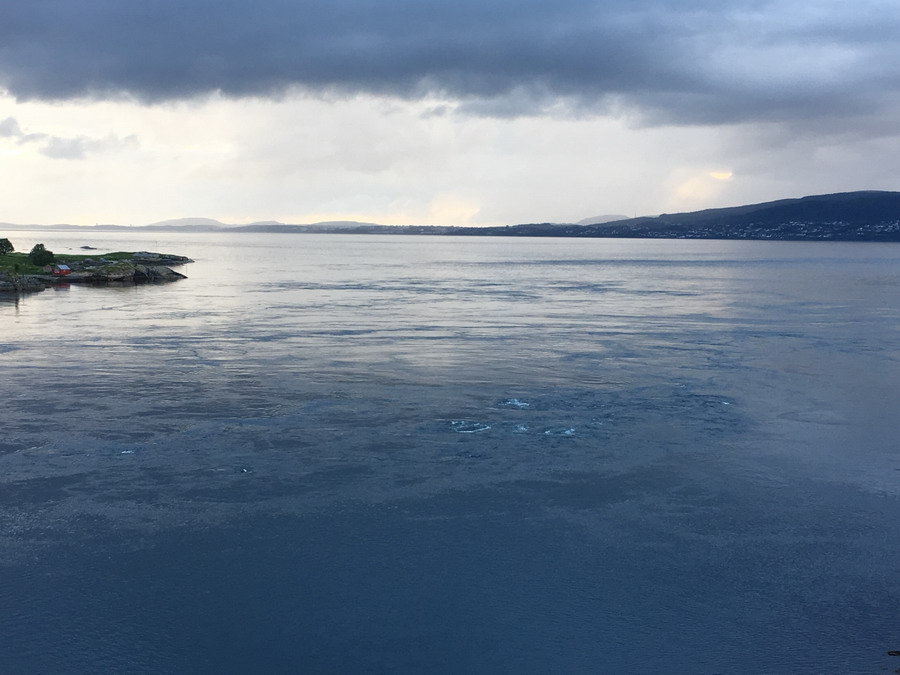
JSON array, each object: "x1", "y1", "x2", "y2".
[{"x1": 2, "y1": 232, "x2": 900, "y2": 673}]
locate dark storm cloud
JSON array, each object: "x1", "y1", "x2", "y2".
[{"x1": 1, "y1": 0, "x2": 897, "y2": 125}]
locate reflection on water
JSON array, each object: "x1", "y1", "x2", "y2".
[{"x1": 2, "y1": 233, "x2": 900, "y2": 673}]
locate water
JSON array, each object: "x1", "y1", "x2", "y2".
[{"x1": 2, "y1": 232, "x2": 900, "y2": 673}]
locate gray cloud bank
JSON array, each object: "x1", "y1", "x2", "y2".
[
  {"x1": 0, "y1": 116, "x2": 137, "y2": 159},
  {"x1": 1, "y1": 0, "x2": 898, "y2": 126}
]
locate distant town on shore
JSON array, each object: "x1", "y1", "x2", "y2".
[{"x1": 4, "y1": 191, "x2": 900, "y2": 242}]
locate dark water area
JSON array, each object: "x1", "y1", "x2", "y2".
[{"x1": 2, "y1": 233, "x2": 900, "y2": 673}]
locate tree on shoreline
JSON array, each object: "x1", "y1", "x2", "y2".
[
  {"x1": 28, "y1": 243, "x2": 55, "y2": 266},
  {"x1": 0, "y1": 238, "x2": 13, "y2": 255}
]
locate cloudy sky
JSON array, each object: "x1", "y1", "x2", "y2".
[{"x1": 1, "y1": 0, "x2": 899, "y2": 226}]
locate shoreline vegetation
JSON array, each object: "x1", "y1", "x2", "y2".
[{"x1": 0, "y1": 248, "x2": 192, "y2": 294}]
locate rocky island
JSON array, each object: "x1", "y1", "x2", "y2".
[{"x1": 0, "y1": 246, "x2": 192, "y2": 294}]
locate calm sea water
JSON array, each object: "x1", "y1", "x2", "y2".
[{"x1": 2, "y1": 232, "x2": 900, "y2": 673}]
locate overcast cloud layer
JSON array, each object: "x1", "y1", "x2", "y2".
[
  {"x1": 2, "y1": 0, "x2": 899, "y2": 126},
  {"x1": 1, "y1": 1, "x2": 899, "y2": 226}
]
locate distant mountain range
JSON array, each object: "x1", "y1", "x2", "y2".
[
  {"x1": 0, "y1": 218, "x2": 385, "y2": 233},
  {"x1": 563, "y1": 190, "x2": 900, "y2": 241},
  {"x1": 4, "y1": 191, "x2": 900, "y2": 241},
  {"x1": 576, "y1": 214, "x2": 630, "y2": 225},
  {"x1": 476, "y1": 190, "x2": 900, "y2": 241},
  {"x1": 145, "y1": 217, "x2": 229, "y2": 230}
]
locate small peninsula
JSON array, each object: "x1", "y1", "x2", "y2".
[{"x1": 0, "y1": 247, "x2": 192, "y2": 294}]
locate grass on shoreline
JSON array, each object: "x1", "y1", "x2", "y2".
[{"x1": 0, "y1": 251, "x2": 134, "y2": 275}]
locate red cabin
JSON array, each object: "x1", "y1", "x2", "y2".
[{"x1": 48, "y1": 264, "x2": 71, "y2": 276}]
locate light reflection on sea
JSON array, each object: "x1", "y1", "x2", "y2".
[{"x1": 2, "y1": 232, "x2": 900, "y2": 673}]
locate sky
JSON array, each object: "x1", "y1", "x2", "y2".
[{"x1": 1, "y1": 0, "x2": 899, "y2": 227}]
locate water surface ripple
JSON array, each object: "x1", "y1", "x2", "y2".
[{"x1": 2, "y1": 233, "x2": 900, "y2": 673}]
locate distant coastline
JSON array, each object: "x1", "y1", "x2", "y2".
[{"x1": 4, "y1": 191, "x2": 900, "y2": 242}]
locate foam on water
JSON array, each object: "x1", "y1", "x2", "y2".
[
  {"x1": 449, "y1": 420, "x2": 492, "y2": 433},
  {"x1": 499, "y1": 398, "x2": 530, "y2": 409},
  {"x1": 543, "y1": 427, "x2": 577, "y2": 436}
]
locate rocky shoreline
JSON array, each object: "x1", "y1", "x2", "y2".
[{"x1": 0, "y1": 252, "x2": 193, "y2": 294}]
